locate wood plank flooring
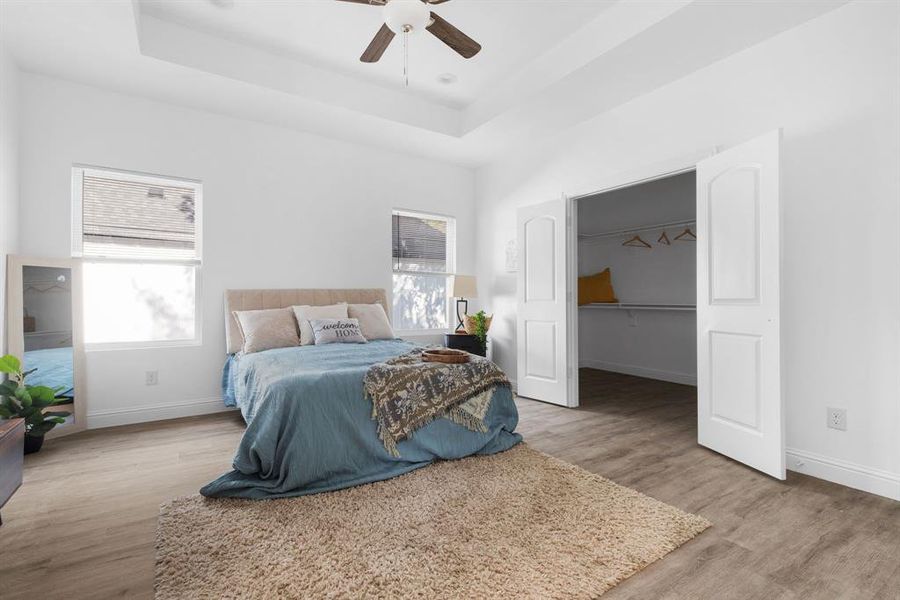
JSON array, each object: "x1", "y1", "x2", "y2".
[{"x1": 1, "y1": 368, "x2": 898, "y2": 599}]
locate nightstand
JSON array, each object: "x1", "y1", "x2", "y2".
[
  {"x1": 444, "y1": 333, "x2": 486, "y2": 357},
  {"x1": 0, "y1": 418, "x2": 24, "y2": 526}
]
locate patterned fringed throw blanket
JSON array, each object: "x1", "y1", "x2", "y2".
[{"x1": 363, "y1": 348, "x2": 511, "y2": 456}]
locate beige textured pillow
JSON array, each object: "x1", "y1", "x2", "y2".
[
  {"x1": 292, "y1": 303, "x2": 349, "y2": 345},
  {"x1": 233, "y1": 308, "x2": 300, "y2": 354},
  {"x1": 348, "y1": 303, "x2": 395, "y2": 341}
]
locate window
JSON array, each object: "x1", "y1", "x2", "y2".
[
  {"x1": 72, "y1": 166, "x2": 202, "y2": 348},
  {"x1": 392, "y1": 210, "x2": 456, "y2": 331}
]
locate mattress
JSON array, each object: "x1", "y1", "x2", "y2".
[
  {"x1": 24, "y1": 347, "x2": 74, "y2": 398},
  {"x1": 203, "y1": 339, "x2": 521, "y2": 499}
]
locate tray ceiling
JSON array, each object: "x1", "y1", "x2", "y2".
[
  {"x1": 139, "y1": 0, "x2": 612, "y2": 109},
  {"x1": 0, "y1": 0, "x2": 848, "y2": 166}
]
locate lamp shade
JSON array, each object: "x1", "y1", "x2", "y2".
[{"x1": 450, "y1": 275, "x2": 477, "y2": 299}]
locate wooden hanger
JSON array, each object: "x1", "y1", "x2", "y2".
[
  {"x1": 657, "y1": 231, "x2": 671, "y2": 245},
  {"x1": 674, "y1": 227, "x2": 696, "y2": 242},
  {"x1": 622, "y1": 235, "x2": 652, "y2": 249}
]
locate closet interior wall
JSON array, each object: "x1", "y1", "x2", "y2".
[{"x1": 577, "y1": 171, "x2": 697, "y2": 386}]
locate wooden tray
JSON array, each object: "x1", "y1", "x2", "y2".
[{"x1": 422, "y1": 348, "x2": 470, "y2": 364}]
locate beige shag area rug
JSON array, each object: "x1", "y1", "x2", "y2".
[{"x1": 156, "y1": 445, "x2": 709, "y2": 599}]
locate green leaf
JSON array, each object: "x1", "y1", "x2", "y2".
[
  {"x1": 0, "y1": 381, "x2": 17, "y2": 397},
  {"x1": 0, "y1": 406, "x2": 12, "y2": 418},
  {"x1": 16, "y1": 387, "x2": 32, "y2": 409},
  {"x1": 48, "y1": 417, "x2": 66, "y2": 424},
  {"x1": 29, "y1": 386, "x2": 57, "y2": 401},
  {"x1": 2, "y1": 396, "x2": 21, "y2": 415},
  {"x1": 28, "y1": 422, "x2": 55, "y2": 435},
  {"x1": 0, "y1": 355, "x2": 21, "y2": 374}
]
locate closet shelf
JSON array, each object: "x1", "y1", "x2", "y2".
[{"x1": 579, "y1": 302, "x2": 695, "y2": 312}]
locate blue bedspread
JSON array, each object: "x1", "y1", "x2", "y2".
[
  {"x1": 202, "y1": 339, "x2": 521, "y2": 499},
  {"x1": 25, "y1": 347, "x2": 74, "y2": 398}
]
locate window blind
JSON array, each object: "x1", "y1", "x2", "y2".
[
  {"x1": 392, "y1": 213, "x2": 447, "y2": 273},
  {"x1": 81, "y1": 173, "x2": 198, "y2": 260}
]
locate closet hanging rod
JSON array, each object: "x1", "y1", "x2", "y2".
[
  {"x1": 579, "y1": 302, "x2": 696, "y2": 312},
  {"x1": 578, "y1": 219, "x2": 696, "y2": 240}
]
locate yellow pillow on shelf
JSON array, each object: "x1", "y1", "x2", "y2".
[{"x1": 578, "y1": 268, "x2": 618, "y2": 305}]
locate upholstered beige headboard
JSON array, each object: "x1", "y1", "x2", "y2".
[{"x1": 224, "y1": 288, "x2": 389, "y2": 354}]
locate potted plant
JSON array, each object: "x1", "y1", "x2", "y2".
[
  {"x1": 0, "y1": 354, "x2": 71, "y2": 454},
  {"x1": 464, "y1": 310, "x2": 492, "y2": 355}
]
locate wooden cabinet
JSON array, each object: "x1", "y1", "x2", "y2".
[{"x1": 0, "y1": 418, "x2": 25, "y2": 525}]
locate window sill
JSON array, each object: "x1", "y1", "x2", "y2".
[
  {"x1": 85, "y1": 339, "x2": 202, "y2": 352},
  {"x1": 395, "y1": 329, "x2": 451, "y2": 338}
]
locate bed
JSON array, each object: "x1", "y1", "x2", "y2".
[
  {"x1": 201, "y1": 288, "x2": 522, "y2": 499},
  {"x1": 24, "y1": 347, "x2": 74, "y2": 398}
]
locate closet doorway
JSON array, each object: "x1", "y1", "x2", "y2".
[
  {"x1": 516, "y1": 130, "x2": 785, "y2": 479},
  {"x1": 576, "y1": 171, "x2": 698, "y2": 392}
]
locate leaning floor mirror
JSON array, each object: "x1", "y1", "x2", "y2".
[{"x1": 5, "y1": 256, "x2": 86, "y2": 439}]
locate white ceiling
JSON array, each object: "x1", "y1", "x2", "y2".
[
  {"x1": 139, "y1": 0, "x2": 612, "y2": 108},
  {"x1": 0, "y1": 0, "x2": 848, "y2": 166}
]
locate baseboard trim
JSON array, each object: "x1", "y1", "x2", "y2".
[
  {"x1": 787, "y1": 447, "x2": 900, "y2": 501},
  {"x1": 87, "y1": 397, "x2": 235, "y2": 429},
  {"x1": 579, "y1": 359, "x2": 697, "y2": 386}
]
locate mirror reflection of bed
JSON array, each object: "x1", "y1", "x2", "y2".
[{"x1": 22, "y1": 266, "x2": 75, "y2": 425}]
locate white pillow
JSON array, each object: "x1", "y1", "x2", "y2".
[
  {"x1": 233, "y1": 308, "x2": 300, "y2": 354},
  {"x1": 292, "y1": 303, "x2": 348, "y2": 345},
  {"x1": 348, "y1": 303, "x2": 395, "y2": 341},
  {"x1": 310, "y1": 318, "x2": 367, "y2": 345}
]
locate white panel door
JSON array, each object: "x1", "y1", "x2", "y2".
[
  {"x1": 516, "y1": 198, "x2": 572, "y2": 406},
  {"x1": 697, "y1": 129, "x2": 784, "y2": 479}
]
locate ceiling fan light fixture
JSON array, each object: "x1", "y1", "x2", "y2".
[{"x1": 383, "y1": 0, "x2": 430, "y2": 35}]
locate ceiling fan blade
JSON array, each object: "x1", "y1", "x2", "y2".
[
  {"x1": 336, "y1": 0, "x2": 385, "y2": 5},
  {"x1": 425, "y1": 0, "x2": 453, "y2": 4},
  {"x1": 426, "y1": 12, "x2": 481, "y2": 59},
  {"x1": 361, "y1": 24, "x2": 395, "y2": 63}
]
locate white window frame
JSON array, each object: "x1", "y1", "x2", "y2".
[
  {"x1": 391, "y1": 208, "x2": 456, "y2": 336},
  {"x1": 72, "y1": 165, "x2": 203, "y2": 351}
]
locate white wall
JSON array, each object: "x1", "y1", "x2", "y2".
[
  {"x1": 475, "y1": 1, "x2": 900, "y2": 498},
  {"x1": 18, "y1": 74, "x2": 475, "y2": 427},
  {"x1": 578, "y1": 172, "x2": 696, "y2": 384},
  {"x1": 0, "y1": 43, "x2": 20, "y2": 355}
]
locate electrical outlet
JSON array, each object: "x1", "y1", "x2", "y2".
[
  {"x1": 827, "y1": 407, "x2": 846, "y2": 431},
  {"x1": 145, "y1": 370, "x2": 159, "y2": 386}
]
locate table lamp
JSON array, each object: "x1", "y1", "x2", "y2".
[{"x1": 449, "y1": 274, "x2": 477, "y2": 332}]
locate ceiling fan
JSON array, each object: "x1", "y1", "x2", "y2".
[{"x1": 336, "y1": 0, "x2": 481, "y2": 63}]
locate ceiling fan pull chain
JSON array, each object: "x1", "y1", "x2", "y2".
[{"x1": 403, "y1": 28, "x2": 409, "y2": 87}]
